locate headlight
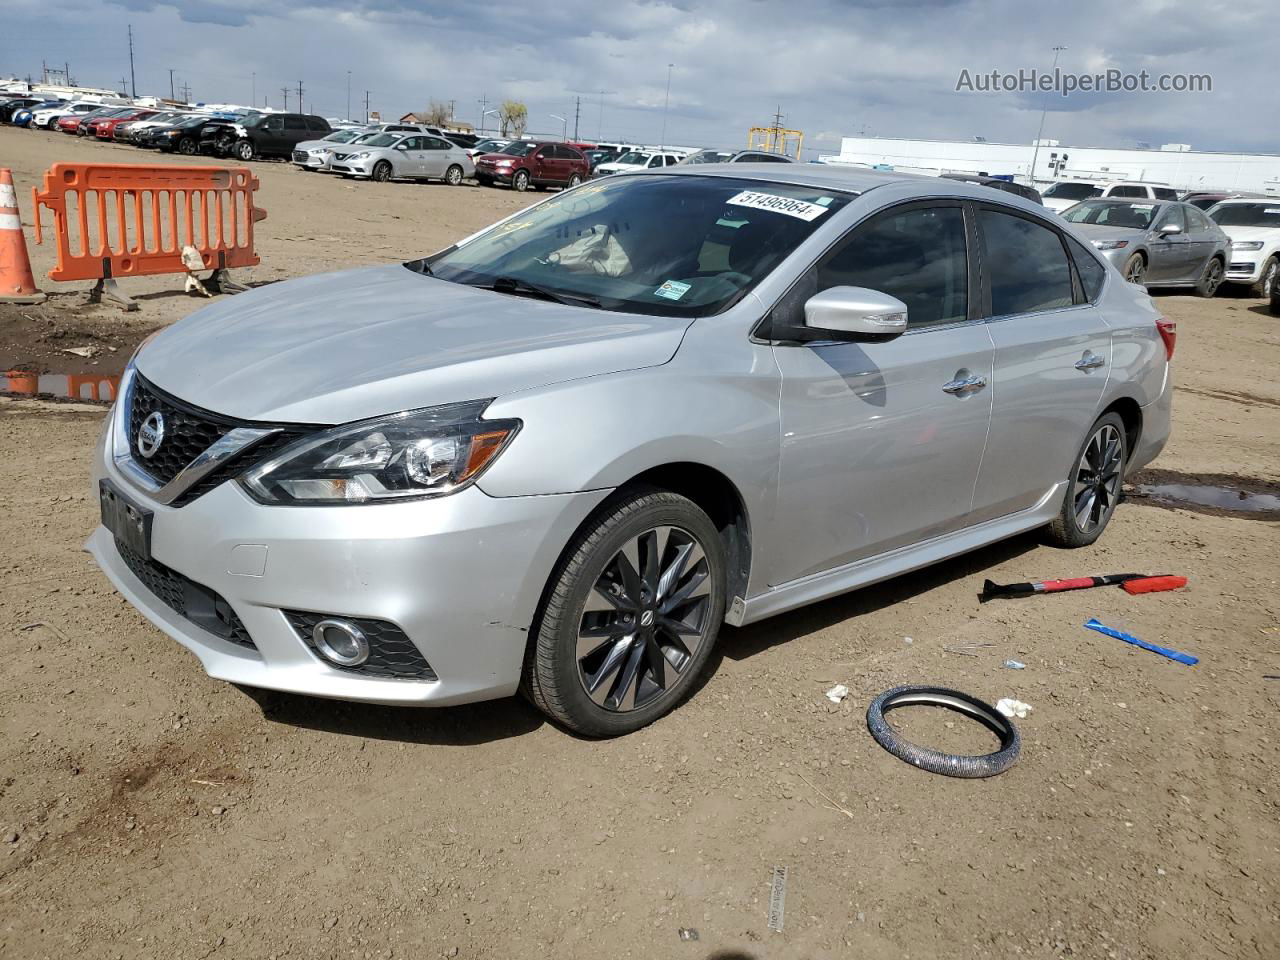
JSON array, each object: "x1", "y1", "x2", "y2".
[
  {"x1": 352, "y1": 151, "x2": 371, "y2": 160},
  {"x1": 1232, "y1": 241, "x2": 1264, "y2": 251},
  {"x1": 1092, "y1": 239, "x2": 1129, "y2": 250},
  {"x1": 241, "y1": 401, "x2": 520, "y2": 505}
]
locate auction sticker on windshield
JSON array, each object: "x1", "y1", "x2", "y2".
[
  {"x1": 654, "y1": 279, "x2": 691, "y2": 301},
  {"x1": 726, "y1": 190, "x2": 831, "y2": 222}
]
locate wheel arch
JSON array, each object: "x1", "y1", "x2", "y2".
[{"x1": 1101, "y1": 395, "x2": 1142, "y2": 456}]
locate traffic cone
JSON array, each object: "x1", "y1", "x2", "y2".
[{"x1": 0, "y1": 168, "x2": 46, "y2": 305}]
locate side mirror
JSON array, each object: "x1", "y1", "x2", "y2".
[
  {"x1": 802, "y1": 287, "x2": 909, "y2": 342},
  {"x1": 1158, "y1": 222, "x2": 1183, "y2": 236}
]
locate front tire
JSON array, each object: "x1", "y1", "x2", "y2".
[
  {"x1": 512, "y1": 169, "x2": 530, "y2": 192},
  {"x1": 1122, "y1": 253, "x2": 1147, "y2": 286},
  {"x1": 1045, "y1": 412, "x2": 1127, "y2": 548},
  {"x1": 234, "y1": 139, "x2": 254, "y2": 161},
  {"x1": 372, "y1": 161, "x2": 392, "y2": 182},
  {"x1": 523, "y1": 489, "x2": 727, "y2": 737},
  {"x1": 177, "y1": 137, "x2": 196, "y2": 156},
  {"x1": 1194, "y1": 257, "x2": 1224, "y2": 298},
  {"x1": 445, "y1": 164, "x2": 464, "y2": 186},
  {"x1": 1252, "y1": 255, "x2": 1278, "y2": 298}
]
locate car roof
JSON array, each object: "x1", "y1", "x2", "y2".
[{"x1": 642, "y1": 162, "x2": 932, "y2": 194}]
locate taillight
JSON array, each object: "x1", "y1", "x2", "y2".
[{"x1": 1156, "y1": 318, "x2": 1176, "y2": 361}]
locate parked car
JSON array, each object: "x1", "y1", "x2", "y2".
[
  {"x1": 1061, "y1": 198, "x2": 1229, "y2": 294},
  {"x1": 218, "y1": 113, "x2": 332, "y2": 160},
  {"x1": 0, "y1": 97, "x2": 43, "y2": 123},
  {"x1": 582, "y1": 148, "x2": 620, "y2": 173},
  {"x1": 292, "y1": 127, "x2": 376, "y2": 170},
  {"x1": 445, "y1": 132, "x2": 479, "y2": 148},
  {"x1": 1043, "y1": 180, "x2": 1179, "y2": 213},
  {"x1": 57, "y1": 106, "x2": 117, "y2": 134},
  {"x1": 91, "y1": 109, "x2": 157, "y2": 140},
  {"x1": 90, "y1": 166, "x2": 1172, "y2": 736},
  {"x1": 8, "y1": 99, "x2": 65, "y2": 127},
  {"x1": 594, "y1": 150, "x2": 685, "y2": 176},
  {"x1": 30, "y1": 100, "x2": 98, "y2": 129},
  {"x1": 143, "y1": 116, "x2": 235, "y2": 154},
  {"x1": 1205, "y1": 198, "x2": 1280, "y2": 296},
  {"x1": 940, "y1": 173, "x2": 1043, "y2": 204},
  {"x1": 117, "y1": 111, "x2": 187, "y2": 142},
  {"x1": 474, "y1": 141, "x2": 589, "y2": 191},
  {"x1": 325, "y1": 132, "x2": 474, "y2": 184},
  {"x1": 679, "y1": 149, "x2": 795, "y2": 165},
  {"x1": 466, "y1": 137, "x2": 509, "y2": 158},
  {"x1": 76, "y1": 107, "x2": 135, "y2": 136}
]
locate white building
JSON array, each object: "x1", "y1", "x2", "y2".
[{"x1": 820, "y1": 136, "x2": 1280, "y2": 195}]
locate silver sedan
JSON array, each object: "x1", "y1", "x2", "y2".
[
  {"x1": 326, "y1": 132, "x2": 475, "y2": 184},
  {"x1": 1061, "y1": 198, "x2": 1231, "y2": 295}
]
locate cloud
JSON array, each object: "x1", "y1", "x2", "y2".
[{"x1": 2, "y1": 0, "x2": 1274, "y2": 153}]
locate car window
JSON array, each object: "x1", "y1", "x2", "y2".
[
  {"x1": 1108, "y1": 185, "x2": 1147, "y2": 198},
  {"x1": 424, "y1": 137, "x2": 451, "y2": 150},
  {"x1": 1206, "y1": 202, "x2": 1280, "y2": 227},
  {"x1": 980, "y1": 209, "x2": 1074, "y2": 316},
  {"x1": 285, "y1": 117, "x2": 307, "y2": 131},
  {"x1": 427, "y1": 175, "x2": 853, "y2": 318},
  {"x1": 1043, "y1": 182, "x2": 1103, "y2": 201},
  {"x1": 1062, "y1": 200, "x2": 1157, "y2": 230},
  {"x1": 397, "y1": 136, "x2": 421, "y2": 150},
  {"x1": 307, "y1": 117, "x2": 328, "y2": 132},
  {"x1": 1153, "y1": 206, "x2": 1185, "y2": 232},
  {"x1": 1184, "y1": 207, "x2": 1213, "y2": 232},
  {"x1": 263, "y1": 117, "x2": 284, "y2": 132},
  {"x1": 1065, "y1": 235, "x2": 1106, "y2": 303},
  {"x1": 1153, "y1": 188, "x2": 1179, "y2": 200},
  {"x1": 817, "y1": 205, "x2": 968, "y2": 329}
]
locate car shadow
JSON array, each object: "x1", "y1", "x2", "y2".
[
  {"x1": 234, "y1": 684, "x2": 546, "y2": 745},
  {"x1": 716, "y1": 530, "x2": 1041, "y2": 662},
  {"x1": 1246, "y1": 303, "x2": 1276, "y2": 317}
]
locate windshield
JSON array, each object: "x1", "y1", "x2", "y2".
[
  {"x1": 424, "y1": 175, "x2": 852, "y2": 317},
  {"x1": 1061, "y1": 200, "x2": 1158, "y2": 229},
  {"x1": 173, "y1": 116, "x2": 206, "y2": 128},
  {"x1": 1044, "y1": 182, "x2": 1103, "y2": 201},
  {"x1": 614, "y1": 152, "x2": 651, "y2": 166},
  {"x1": 358, "y1": 133, "x2": 400, "y2": 148},
  {"x1": 498, "y1": 141, "x2": 537, "y2": 157},
  {"x1": 1207, "y1": 202, "x2": 1280, "y2": 228},
  {"x1": 682, "y1": 150, "x2": 735, "y2": 164},
  {"x1": 324, "y1": 128, "x2": 364, "y2": 143}
]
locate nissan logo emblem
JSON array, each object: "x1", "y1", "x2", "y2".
[{"x1": 137, "y1": 411, "x2": 166, "y2": 459}]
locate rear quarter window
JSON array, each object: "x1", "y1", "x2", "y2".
[{"x1": 1065, "y1": 234, "x2": 1107, "y2": 302}]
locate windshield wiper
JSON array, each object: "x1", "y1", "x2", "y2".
[{"x1": 489, "y1": 276, "x2": 603, "y2": 309}]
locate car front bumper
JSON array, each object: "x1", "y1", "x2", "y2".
[
  {"x1": 88, "y1": 414, "x2": 610, "y2": 706},
  {"x1": 1224, "y1": 260, "x2": 1261, "y2": 284},
  {"x1": 475, "y1": 166, "x2": 514, "y2": 183},
  {"x1": 292, "y1": 151, "x2": 333, "y2": 170}
]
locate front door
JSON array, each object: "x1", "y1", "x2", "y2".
[
  {"x1": 969, "y1": 207, "x2": 1112, "y2": 523},
  {"x1": 769, "y1": 202, "x2": 995, "y2": 585},
  {"x1": 1147, "y1": 204, "x2": 1194, "y2": 282}
]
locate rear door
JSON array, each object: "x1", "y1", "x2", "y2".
[
  {"x1": 421, "y1": 136, "x2": 453, "y2": 178},
  {"x1": 969, "y1": 205, "x2": 1112, "y2": 524},
  {"x1": 770, "y1": 202, "x2": 995, "y2": 583},
  {"x1": 283, "y1": 116, "x2": 309, "y2": 151}
]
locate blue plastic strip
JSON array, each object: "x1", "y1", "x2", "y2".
[{"x1": 1083, "y1": 619, "x2": 1199, "y2": 666}]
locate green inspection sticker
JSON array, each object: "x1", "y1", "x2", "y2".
[{"x1": 655, "y1": 280, "x2": 692, "y2": 301}]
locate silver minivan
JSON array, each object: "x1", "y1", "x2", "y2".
[{"x1": 89, "y1": 166, "x2": 1173, "y2": 736}]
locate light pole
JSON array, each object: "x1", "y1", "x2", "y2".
[
  {"x1": 550, "y1": 113, "x2": 567, "y2": 141},
  {"x1": 346, "y1": 70, "x2": 351, "y2": 122},
  {"x1": 482, "y1": 108, "x2": 498, "y2": 135},
  {"x1": 659, "y1": 63, "x2": 673, "y2": 150},
  {"x1": 1029, "y1": 45, "x2": 1066, "y2": 187}
]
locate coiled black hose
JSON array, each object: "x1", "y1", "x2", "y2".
[{"x1": 866, "y1": 685, "x2": 1021, "y2": 778}]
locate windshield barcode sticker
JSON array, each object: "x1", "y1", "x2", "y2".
[{"x1": 727, "y1": 191, "x2": 831, "y2": 222}]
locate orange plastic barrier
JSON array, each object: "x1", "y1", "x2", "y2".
[{"x1": 30, "y1": 163, "x2": 266, "y2": 308}]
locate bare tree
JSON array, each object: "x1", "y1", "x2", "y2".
[
  {"x1": 418, "y1": 100, "x2": 452, "y2": 126},
  {"x1": 499, "y1": 100, "x2": 528, "y2": 137}
]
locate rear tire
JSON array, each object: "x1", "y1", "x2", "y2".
[
  {"x1": 445, "y1": 164, "x2": 464, "y2": 186},
  {"x1": 1122, "y1": 253, "x2": 1147, "y2": 286},
  {"x1": 522, "y1": 489, "x2": 727, "y2": 737},
  {"x1": 1045, "y1": 412, "x2": 1128, "y2": 548},
  {"x1": 566, "y1": 173, "x2": 583, "y2": 188},
  {"x1": 1194, "y1": 257, "x2": 1224, "y2": 298}
]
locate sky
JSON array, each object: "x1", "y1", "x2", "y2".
[{"x1": 2, "y1": 0, "x2": 1274, "y2": 156}]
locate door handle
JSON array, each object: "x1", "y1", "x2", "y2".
[
  {"x1": 1074, "y1": 353, "x2": 1106, "y2": 371},
  {"x1": 942, "y1": 375, "x2": 987, "y2": 395}
]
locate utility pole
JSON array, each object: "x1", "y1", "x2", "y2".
[
  {"x1": 659, "y1": 63, "x2": 673, "y2": 150},
  {"x1": 477, "y1": 93, "x2": 488, "y2": 134},
  {"x1": 448, "y1": 99, "x2": 455, "y2": 120},
  {"x1": 180, "y1": 82, "x2": 191, "y2": 103},
  {"x1": 168, "y1": 68, "x2": 174, "y2": 100},
  {"x1": 364, "y1": 90, "x2": 370, "y2": 123},
  {"x1": 252, "y1": 71, "x2": 256, "y2": 109},
  {"x1": 281, "y1": 86, "x2": 290, "y2": 110},
  {"x1": 573, "y1": 95, "x2": 580, "y2": 141},
  {"x1": 770, "y1": 105, "x2": 784, "y2": 153},
  {"x1": 119, "y1": 78, "x2": 129, "y2": 96},
  {"x1": 1029, "y1": 45, "x2": 1067, "y2": 187},
  {"x1": 127, "y1": 24, "x2": 136, "y2": 97},
  {"x1": 346, "y1": 71, "x2": 351, "y2": 121},
  {"x1": 297, "y1": 80, "x2": 304, "y2": 114}
]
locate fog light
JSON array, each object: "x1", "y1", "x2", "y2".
[{"x1": 312, "y1": 619, "x2": 370, "y2": 666}]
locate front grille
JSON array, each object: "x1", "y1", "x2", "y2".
[
  {"x1": 115, "y1": 538, "x2": 256, "y2": 649},
  {"x1": 284, "y1": 610, "x2": 437, "y2": 680},
  {"x1": 292, "y1": 150, "x2": 307, "y2": 162},
  {"x1": 126, "y1": 375, "x2": 309, "y2": 506}
]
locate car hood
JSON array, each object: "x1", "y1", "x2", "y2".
[
  {"x1": 1066, "y1": 222, "x2": 1150, "y2": 243},
  {"x1": 296, "y1": 138, "x2": 344, "y2": 152},
  {"x1": 595, "y1": 162, "x2": 645, "y2": 174},
  {"x1": 136, "y1": 264, "x2": 692, "y2": 424},
  {"x1": 1217, "y1": 224, "x2": 1280, "y2": 246}
]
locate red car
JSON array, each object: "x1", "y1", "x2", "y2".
[
  {"x1": 61, "y1": 107, "x2": 126, "y2": 135},
  {"x1": 474, "y1": 141, "x2": 590, "y2": 192},
  {"x1": 93, "y1": 110, "x2": 156, "y2": 139}
]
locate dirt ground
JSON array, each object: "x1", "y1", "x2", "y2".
[{"x1": 1, "y1": 126, "x2": 1278, "y2": 960}]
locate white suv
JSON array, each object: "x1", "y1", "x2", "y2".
[
  {"x1": 1043, "y1": 180, "x2": 1179, "y2": 214},
  {"x1": 1206, "y1": 198, "x2": 1280, "y2": 296},
  {"x1": 593, "y1": 150, "x2": 686, "y2": 176}
]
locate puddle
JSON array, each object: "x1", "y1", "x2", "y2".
[
  {"x1": 3, "y1": 371, "x2": 119, "y2": 404},
  {"x1": 1128, "y1": 470, "x2": 1280, "y2": 521}
]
